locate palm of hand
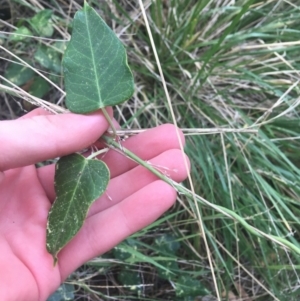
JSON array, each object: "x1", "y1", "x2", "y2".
[{"x1": 0, "y1": 165, "x2": 61, "y2": 300}]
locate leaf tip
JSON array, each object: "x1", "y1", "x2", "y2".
[
  {"x1": 83, "y1": 1, "x2": 91, "y2": 10},
  {"x1": 53, "y1": 254, "x2": 58, "y2": 266}
]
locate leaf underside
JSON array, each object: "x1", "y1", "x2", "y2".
[
  {"x1": 46, "y1": 153, "x2": 110, "y2": 262},
  {"x1": 63, "y1": 3, "x2": 134, "y2": 113}
]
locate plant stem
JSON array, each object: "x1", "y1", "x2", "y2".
[
  {"x1": 87, "y1": 148, "x2": 108, "y2": 160},
  {"x1": 102, "y1": 134, "x2": 300, "y2": 255},
  {"x1": 101, "y1": 107, "x2": 117, "y2": 138}
]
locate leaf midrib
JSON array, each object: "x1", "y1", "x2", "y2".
[
  {"x1": 55, "y1": 158, "x2": 88, "y2": 251},
  {"x1": 85, "y1": 7, "x2": 102, "y2": 107}
]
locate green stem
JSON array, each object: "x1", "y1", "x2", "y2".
[
  {"x1": 87, "y1": 148, "x2": 108, "y2": 160},
  {"x1": 101, "y1": 107, "x2": 117, "y2": 138},
  {"x1": 102, "y1": 135, "x2": 300, "y2": 255}
]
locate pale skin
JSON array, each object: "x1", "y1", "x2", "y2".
[{"x1": 0, "y1": 107, "x2": 189, "y2": 301}]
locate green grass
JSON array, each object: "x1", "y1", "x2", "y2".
[{"x1": 1, "y1": 0, "x2": 300, "y2": 300}]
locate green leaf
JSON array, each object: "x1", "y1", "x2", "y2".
[
  {"x1": 47, "y1": 283, "x2": 74, "y2": 301},
  {"x1": 53, "y1": 41, "x2": 68, "y2": 54},
  {"x1": 34, "y1": 45, "x2": 62, "y2": 73},
  {"x1": 29, "y1": 9, "x2": 54, "y2": 37},
  {"x1": 46, "y1": 153, "x2": 110, "y2": 263},
  {"x1": 63, "y1": 2, "x2": 134, "y2": 113},
  {"x1": 157, "y1": 260, "x2": 179, "y2": 280},
  {"x1": 28, "y1": 77, "x2": 51, "y2": 98},
  {"x1": 175, "y1": 275, "x2": 210, "y2": 297},
  {"x1": 4, "y1": 62, "x2": 34, "y2": 87},
  {"x1": 155, "y1": 234, "x2": 181, "y2": 254},
  {"x1": 113, "y1": 239, "x2": 138, "y2": 261},
  {"x1": 9, "y1": 26, "x2": 32, "y2": 41},
  {"x1": 118, "y1": 266, "x2": 142, "y2": 292}
]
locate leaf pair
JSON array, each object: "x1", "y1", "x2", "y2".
[{"x1": 46, "y1": 3, "x2": 134, "y2": 263}]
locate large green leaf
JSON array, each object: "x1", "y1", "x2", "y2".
[
  {"x1": 62, "y1": 2, "x2": 134, "y2": 113},
  {"x1": 46, "y1": 153, "x2": 110, "y2": 263}
]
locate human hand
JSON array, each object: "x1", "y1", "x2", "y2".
[{"x1": 0, "y1": 108, "x2": 189, "y2": 301}]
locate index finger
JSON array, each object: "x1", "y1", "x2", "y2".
[{"x1": 0, "y1": 108, "x2": 112, "y2": 171}]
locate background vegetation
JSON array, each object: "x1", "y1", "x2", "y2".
[{"x1": 1, "y1": 0, "x2": 300, "y2": 300}]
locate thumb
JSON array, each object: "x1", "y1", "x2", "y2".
[{"x1": 0, "y1": 108, "x2": 112, "y2": 171}]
